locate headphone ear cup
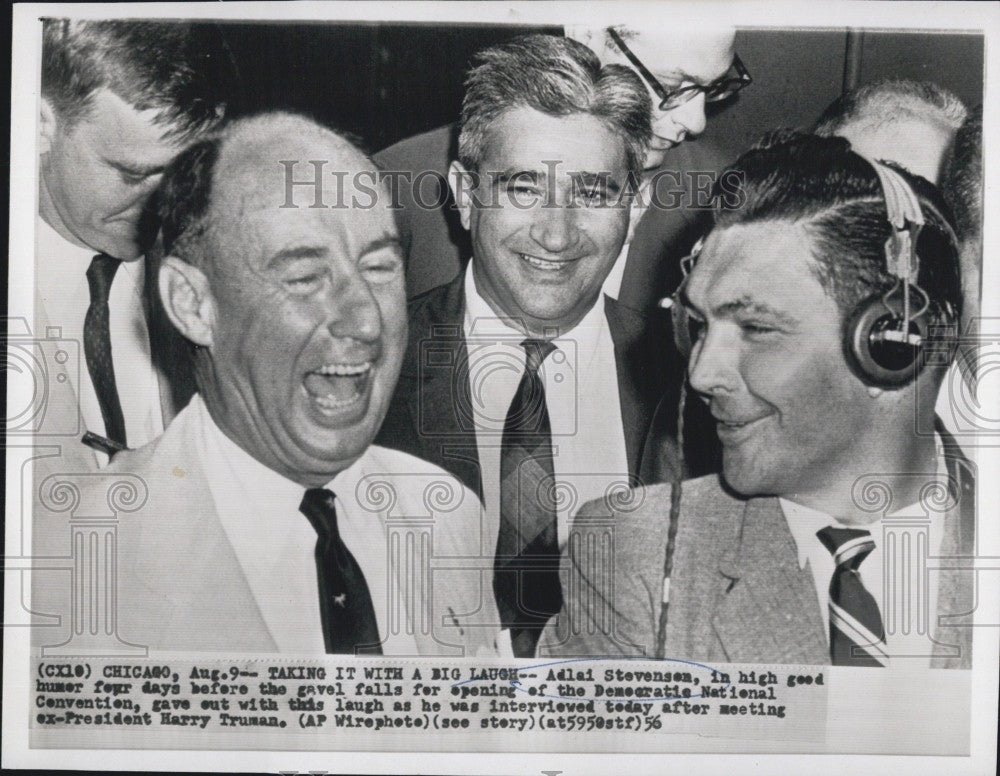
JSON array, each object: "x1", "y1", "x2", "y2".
[{"x1": 844, "y1": 293, "x2": 929, "y2": 388}]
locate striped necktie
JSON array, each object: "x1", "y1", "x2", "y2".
[{"x1": 817, "y1": 526, "x2": 888, "y2": 666}]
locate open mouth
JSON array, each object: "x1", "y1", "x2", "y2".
[
  {"x1": 302, "y1": 361, "x2": 373, "y2": 414},
  {"x1": 518, "y1": 252, "x2": 577, "y2": 272}
]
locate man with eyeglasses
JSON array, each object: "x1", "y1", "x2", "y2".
[
  {"x1": 376, "y1": 25, "x2": 746, "y2": 320},
  {"x1": 585, "y1": 28, "x2": 747, "y2": 173},
  {"x1": 573, "y1": 26, "x2": 746, "y2": 328}
]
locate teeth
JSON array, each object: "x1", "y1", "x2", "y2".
[
  {"x1": 315, "y1": 362, "x2": 371, "y2": 376},
  {"x1": 519, "y1": 253, "x2": 566, "y2": 271},
  {"x1": 314, "y1": 394, "x2": 360, "y2": 410}
]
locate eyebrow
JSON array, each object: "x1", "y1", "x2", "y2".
[
  {"x1": 654, "y1": 60, "x2": 736, "y2": 90},
  {"x1": 492, "y1": 169, "x2": 624, "y2": 192},
  {"x1": 573, "y1": 172, "x2": 623, "y2": 194},
  {"x1": 103, "y1": 157, "x2": 167, "y2": 177},
  {"x1": 359, "y1": 235, "x2": 403, "y2": 257},
  {"x1": 266, "y1": 245, "x2": 328, "y2": 270},
  {"x1": 683, "y1": 292, "x2": 799, "y2": 327},
  {"x1": 651, "y1": 67, "x2": 688, "y2": 85},
  {"x1": 266, "y1": 236, "x2": 401, "y2": 270},
  {"x1": 493, "y1": 169, "x2": 542, "y2": 187}
]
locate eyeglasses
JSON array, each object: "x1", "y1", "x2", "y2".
[{"x1": 606, "y1": 27, "x2": 752, "y2": 112}]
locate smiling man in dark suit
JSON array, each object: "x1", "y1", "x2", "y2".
[
  {"x1": 543, "y1": 133, "x2": 975, "y2": 668},
  {"x1": 376, "y1": 25, "x2": 741, "y2": 310},
  {"x1": 376, "y1": 34, "x2": 692, "y2": 657}
]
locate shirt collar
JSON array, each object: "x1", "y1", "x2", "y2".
[
  {"x1": 194, "y1": 394, "x2": 308, "y2": 509},
  {"x1": 35, "y1": 214, "x2": 144, "y2": 302},
  {"x1": 194, "y1": 392, "x2": 379, "y2": 513},
  {"x1": 780, "y1": 435, "x2": 949, "y2": 569},
  {"x1": 36, "y1": 216, "x2": 93, "y2": 302}
]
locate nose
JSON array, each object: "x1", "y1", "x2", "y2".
[
  {"x1": 326, "y1": 270, "x2": 382, "y2": 343},
  {"x1": 664, "y1": 92, "x2": 708, "y2": 138},
  {"x1": 687, "y1": 324, "x2": 738, "y2": 398},
  {"x1": 529, "y1": 205, "x2": 579, "y2": 254}
]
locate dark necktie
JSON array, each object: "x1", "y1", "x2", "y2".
[
  {"x1": 817, "y1": 526, "x2": 888, "y2": 666},
  {"x1": 495, "y1": 338, "x2": 562, "y2": 657},
  {"x1": 84, "y1": 254, "x2": 127, "y2": 449},
  {"x1": 299, "y1": 488, "x2": 383, "y2": 655}
]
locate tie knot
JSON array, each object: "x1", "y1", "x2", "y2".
[
  {"x1": 300, "y1": 487, "x2": 340, "y2": 540},
  {"x1": 521, "y1": 338, "x2": 556, "y2": 375},
  {"x1": 86, "y1": 253, "x2": 120, "y2": 304},
  {"x1": 817, "y1": 525, "x2": 875, "y2": 567}
]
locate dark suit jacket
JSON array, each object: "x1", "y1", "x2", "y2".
[
  {"x1": 374, "y1": 123, "x2": 728, "y2": 308},
  {"x1": 541, "y1": 423, "x2": 976, "y2": 667},
  {"x1": 376, "y1": 272, "x2": 693, "y2": 497}
]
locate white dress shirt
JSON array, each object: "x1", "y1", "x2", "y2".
[
  {"x1": 191, "y1": 395, "x2": 517, "y2": 657},
  {"x1": 781, "y1": 442, "x2": 951, "y2": 667},
  {"x1": 35, "y1": 217, "x2": 164, "y2": 464},
  {"x1": 189, "y1": 395, "x2": 428, "y2": 654},
  {"x1": 462, "y1": 263, "x2": 630, "y2": 547}
]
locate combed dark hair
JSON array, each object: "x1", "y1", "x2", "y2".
[
  {"x1": 458, "y1": 34, "x2": 651, "y2": 176},
  {"x1": 42, "y1": 18, "x2": 236, "y2": 140},
  {"x1": 942, "y1": 104, "x2": 982, "y2": 244},
  {"x1": 713, "y1": 132, "x2": 961, "y2": 328},
  {"x1": 814, "y1": 78, "x2": 967, "y2": 137}
]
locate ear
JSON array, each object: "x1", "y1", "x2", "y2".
[
  {"x1": 39, "y1": 97, "x2": 57, "y2": 156},
  {"x1": 448, "y1": 160, "x2": 476, "y2": 232},
  {"x1": 159, "y1": 256, "x2": 216, "y2": 348}
]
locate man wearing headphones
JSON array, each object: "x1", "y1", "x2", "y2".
[{"x1": 541, "y1": 133, "x2": 974, "y2": 668}]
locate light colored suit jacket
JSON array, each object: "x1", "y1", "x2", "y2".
[
  {"x1": 31, "y1": 401, "x2": 504, "y2": 657},
  {"x1": 541, "y1": 445, "x2": 975, "y2": 668}
]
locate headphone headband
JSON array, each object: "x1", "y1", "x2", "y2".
[{"x1": 853, "y1": 152, "x2": 924, "y2": 286}]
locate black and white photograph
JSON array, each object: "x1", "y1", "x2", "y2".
[{"x1": 4, "y1": 2, "x2": 999, "y2": 774}]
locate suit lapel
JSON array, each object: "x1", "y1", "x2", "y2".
[
  {"x1": 400, "y1": 275, "x2": 483, "y2": 497},
  {"x1": 121, "y1": 411, "x2": 276, "y2": 651},
  {"x1": 930, "y1": 419, "x2": 976, "y2": 668},
  {"x1": 711, "y1": 496, "x2": 829, "y2": 663},
  {"x1": 605, "y1": 296, "x2": 673, "y2": 481},
  {"x1": 424, "y1": 508, "x2": 505, "y2": 657}
]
